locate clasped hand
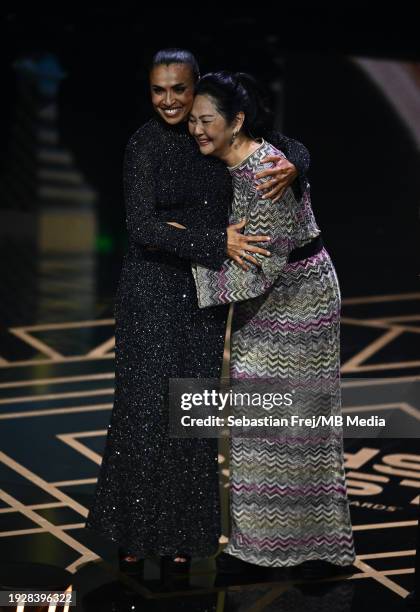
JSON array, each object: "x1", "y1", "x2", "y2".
[{"x1": 227, "y1": 219, "x2": 271, "y2": 271}]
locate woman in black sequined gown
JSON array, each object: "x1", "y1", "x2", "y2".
[{"x1": 85, "y1": 49, "x2": 310, "y2": 561}]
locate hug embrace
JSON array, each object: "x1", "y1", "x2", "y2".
[{"x1": 85, "y1": 47, "x2": 355, "y2": 581}]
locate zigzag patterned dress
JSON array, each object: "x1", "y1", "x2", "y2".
[{"x1": 192, "y1": 140, "x2": 355, "y2": 567}]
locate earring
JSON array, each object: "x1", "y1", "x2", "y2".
[{"x1": 230, "y1": 131, "x2": 238, "y2": 146}]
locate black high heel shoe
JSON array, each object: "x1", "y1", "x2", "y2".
[
  {"x1": 118, "y1": 546, "x2": 144, "y2": 580},
  {"x1": 160, "y1": 554, "x2": 191, "y2": 584}
]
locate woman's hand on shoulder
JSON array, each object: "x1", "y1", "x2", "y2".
[{"x1": 254, "y1": 156, "x2": 298, "y2": 203}]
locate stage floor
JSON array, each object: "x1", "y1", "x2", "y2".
[{"x1": 1, "y1": 291, "x2": 420, "y2": 611}]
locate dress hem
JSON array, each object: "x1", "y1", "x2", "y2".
[
  {"x1": 223, "y1": 544, "x2": 356, "y2": 568},
  {"x1": 84, "y1": 521, "x2": 220, "y2": 558}
]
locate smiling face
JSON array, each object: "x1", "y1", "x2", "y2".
[
  {"x1": 188, "y1": 94, "x2": 241, "y2": 158},
  {"x1": 150, "y1": 63, "x2": 195, "y2": 125}
]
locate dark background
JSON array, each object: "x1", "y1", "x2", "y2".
[{"x1": 0, "y1": 7, "x2": 419, "y2": 322}]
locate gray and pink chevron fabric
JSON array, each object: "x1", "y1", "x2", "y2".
[{"x1": 192, "y1": 140, "x2": 355, "y2": 566}]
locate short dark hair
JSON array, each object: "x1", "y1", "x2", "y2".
[
  {"x1": 150, "y1": 48, "x2": 200, "y2": 82},
  {"x1": 195, "y1": 71, "x2": 273, "y2": 138}
]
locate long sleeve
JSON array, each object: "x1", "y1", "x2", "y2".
[
  {"x1": 124, "y1": 131, "x2": 227, "y2": 270},
  {"x1": 266, "y1": 131, "x2": 310, "y2": 198},
  {"x1": 192, "y1": 185, "x2": 299, "y2": 308}
]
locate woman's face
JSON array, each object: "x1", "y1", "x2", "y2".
[
  {"x1": 150, "y1": 63, "x2": 195, "y2": 125},
  {"x1": 188, "y1": 94, "x2": 236, "y2": 158}
]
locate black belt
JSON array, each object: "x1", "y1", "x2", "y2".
[{"x1": 287, "y1": 235, "x2": 323, "y2": 264}]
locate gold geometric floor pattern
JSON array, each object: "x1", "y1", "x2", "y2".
[{"x1": 0, "y1": 292, "x2": 420, "y2": 605}]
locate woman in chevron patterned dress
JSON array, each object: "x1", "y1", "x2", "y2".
[{"x1": 189, "y1": 72, "x2": 356, "y2": 569}]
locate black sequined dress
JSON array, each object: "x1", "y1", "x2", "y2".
[{"x1": 85, "y1": 116, "x2": 310, "y2": 558}]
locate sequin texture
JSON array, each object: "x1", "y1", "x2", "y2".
[{"x1": 84, "y1": 116, "x2": 310, "y2": 557}]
